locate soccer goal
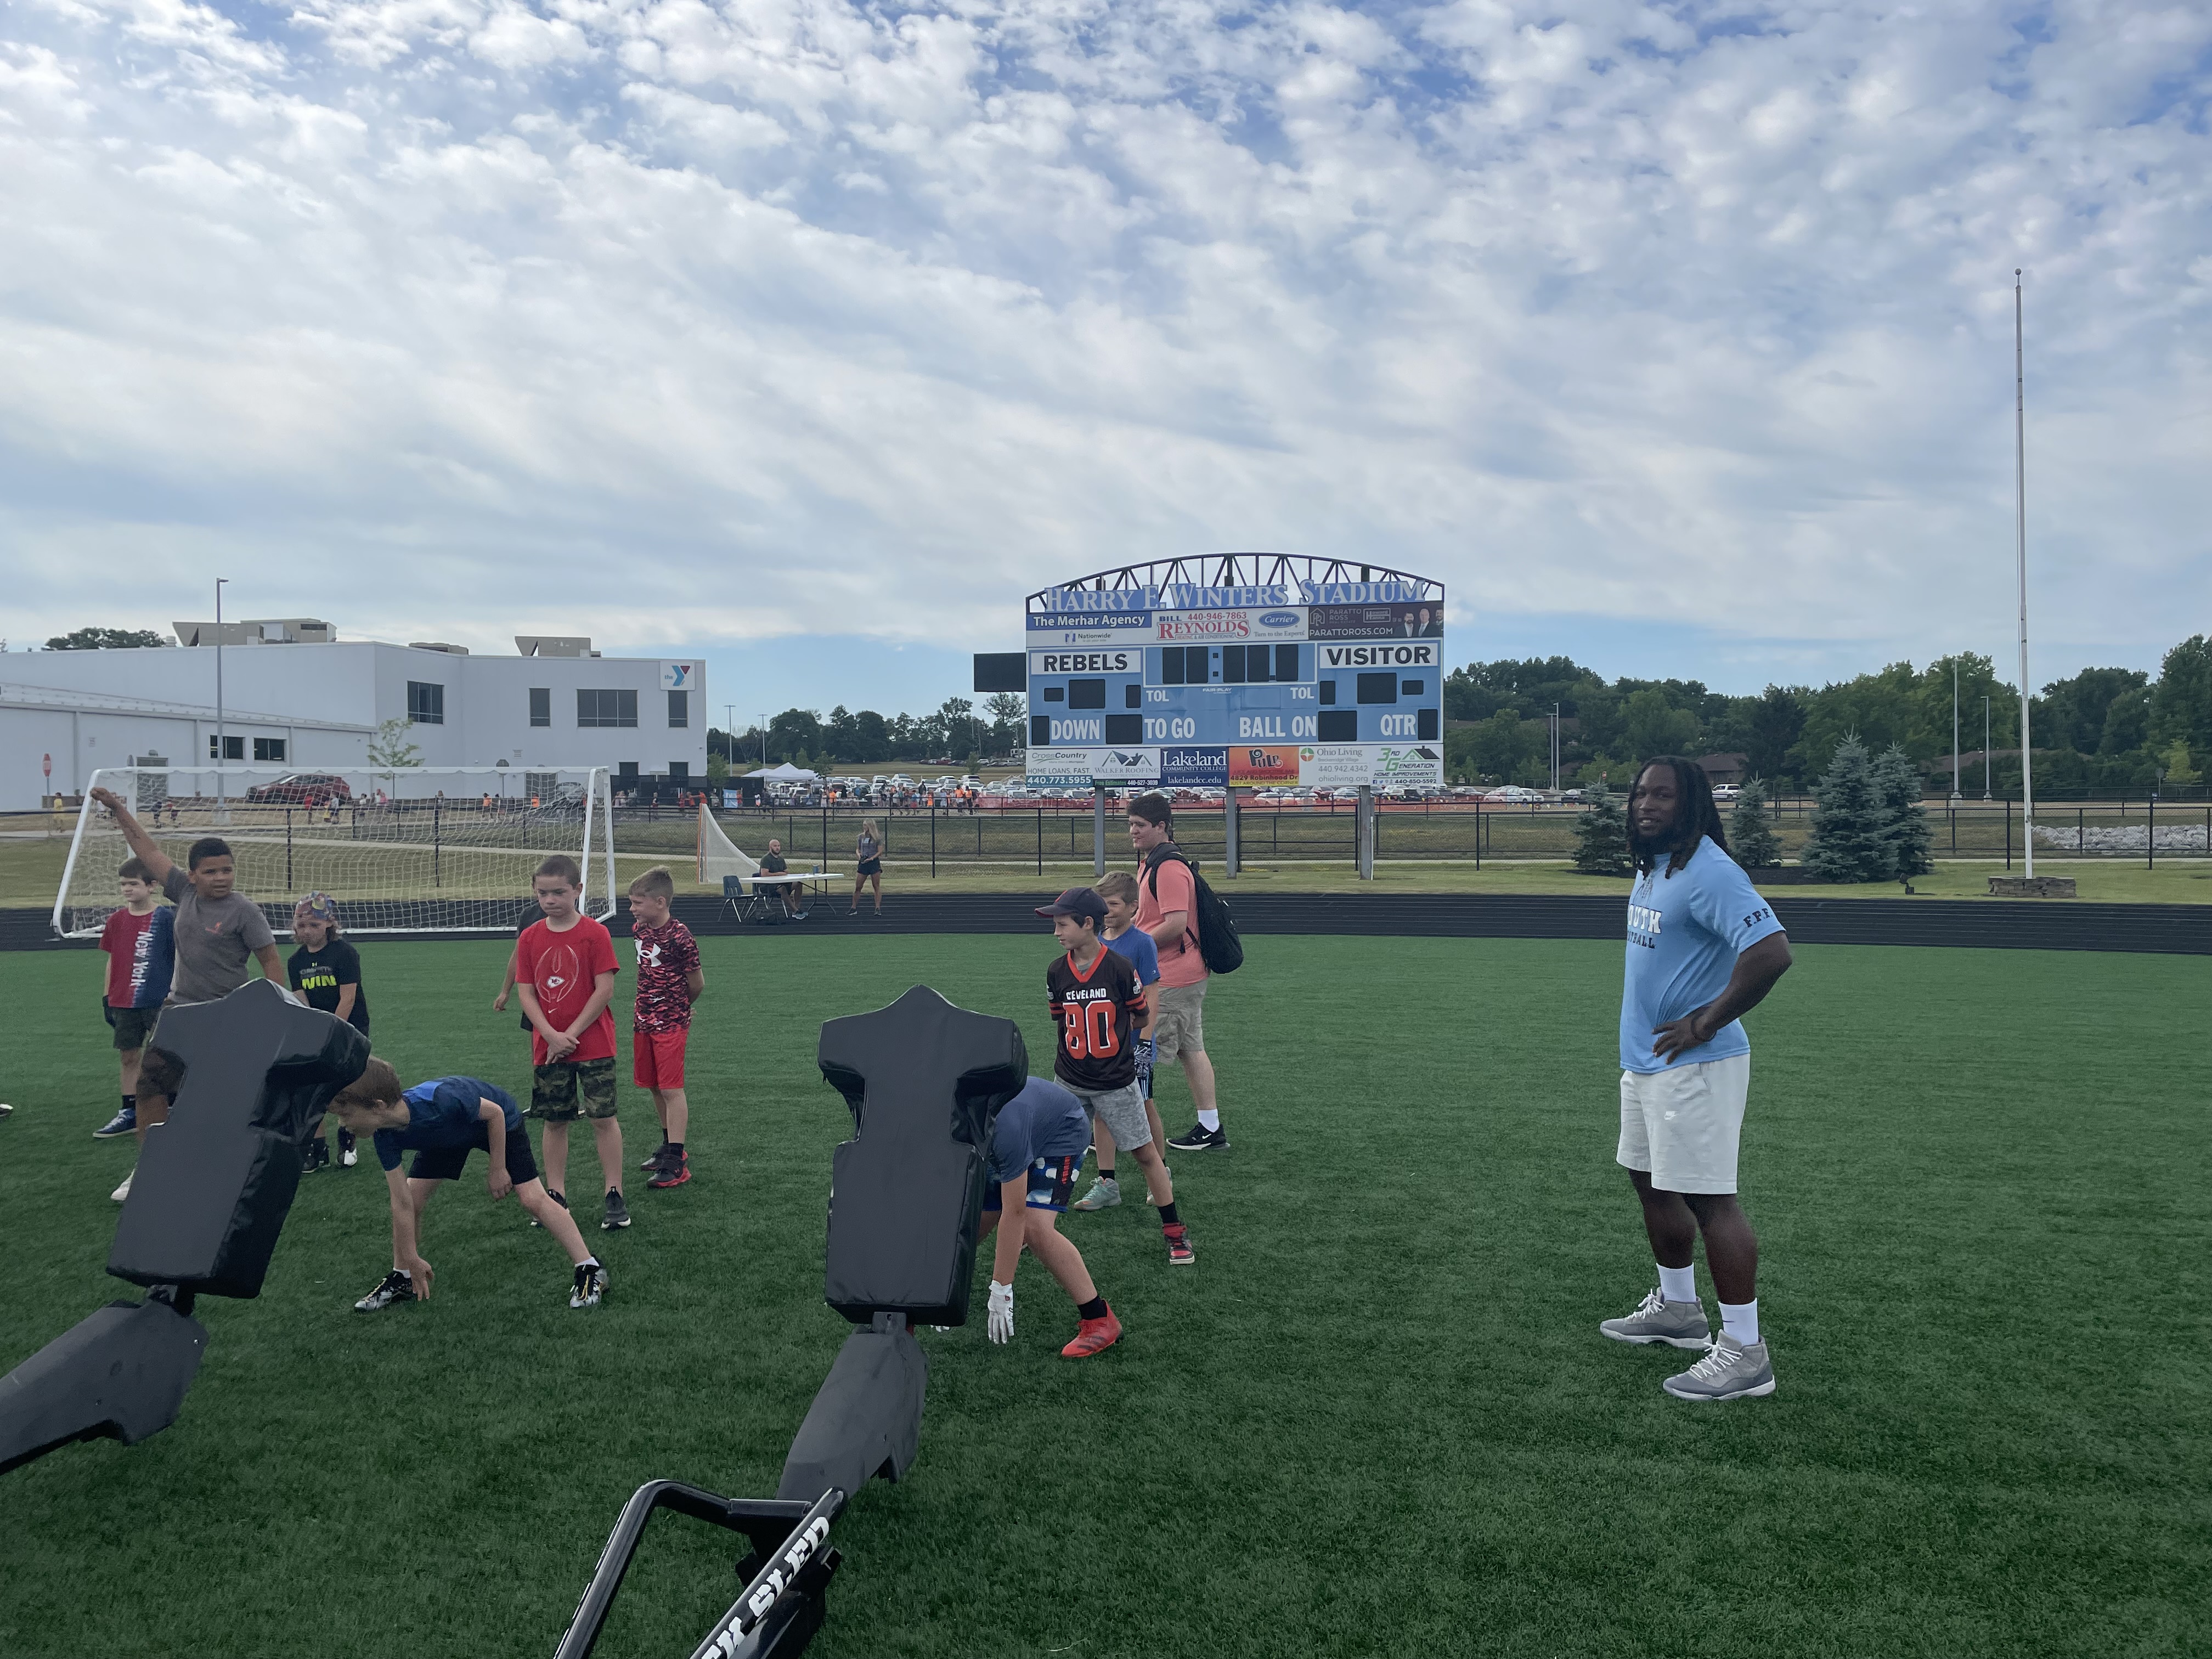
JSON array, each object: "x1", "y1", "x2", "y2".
[
  {"x1": 53, "y1": 766, "x2": 618, "y2": 938},
  {"x1": 696, "y1": 800, "x2": 760, "y2": 888}
]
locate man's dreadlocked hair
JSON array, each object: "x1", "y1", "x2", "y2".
[{"x1": 1628, "y1": 754, "x2": 1728, "y2": 877}]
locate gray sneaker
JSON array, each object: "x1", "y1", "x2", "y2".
[
  {"x1": 1599, "y1": 1288, "x2": 1710, "y2": 1350},
  {"x1": 1071, "y1": 1176, "x2": 1121, "y2": 1211},
  {"x1": 1663, "y1": 1333, "x2": 1775, "y2": 1401}
]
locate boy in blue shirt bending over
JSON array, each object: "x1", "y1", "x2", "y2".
[{"x1": 328, "y1": 1057, "x2": 610, "y2": 1312}]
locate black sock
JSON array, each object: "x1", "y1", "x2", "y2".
[
  {"x1": 668, "y1": 1142, "x2": 684, "y2": 1155},
  {"x1": 1076, "y1": 1295, "x2": 1108, "y2": 1322},
  {"x1": 123, "y1": 1094, "x2": 135, "y2": 1111},
  {"x1": 1158, "y1": 1201, "x2": 1180, "y2": 1228},
  {"x1": 1098, "y1": 1166, "x2": 1115, "y2": 1183}
]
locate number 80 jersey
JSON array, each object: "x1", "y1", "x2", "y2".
[{"x1": 1047, "y1": 946, "x2": 1149, "y2": 1094}]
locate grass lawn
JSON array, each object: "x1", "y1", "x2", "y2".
[{"x1": 1, "y1": 935, "x2": 2207, "y2": 1658}]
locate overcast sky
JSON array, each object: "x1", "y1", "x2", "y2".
[{"x1": 2, "y1": 0, "x2": 2205, "y2": 718}]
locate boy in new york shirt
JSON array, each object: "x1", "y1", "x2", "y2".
[
  {"x1": 515, "y1": 855, "x2": 628, "y2": 1233},
  {"x1": 625, "y1": 866, "x2": 704, "y2": 1189}
]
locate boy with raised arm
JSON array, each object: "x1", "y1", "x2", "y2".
[
  {"x1": 1039, "y1": 886, "x2": 1193, "y2": 1266},
  {"x1": 625, "y1": 866, "x2": 704, "y2": 1188},
  {"x1": 978, "y1": 1075, "x2": 1122, "y2": 1357},
  {"x1": 514, "y1": 855, "x2": 629, "y2": 1232},
  {"x1": 329, "y1": 1058, "x2": 608, "y2": 1311},
  {"x1": 87, "y1": 786, "x2": 283, "y2": 1204}
]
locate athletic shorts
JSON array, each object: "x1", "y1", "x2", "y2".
[
  {"x1": 530, "y1": 1056, "x2": 620, "y2": 1122},
  {"x1": 1152, "y1": 979, "x2": 1207, "y2": 1061},
  {"x1": 110, "y1": 1006, "x2": 157, "y2": 1052},
  {"x1": 1617, "y1": 1054, "x2": 1751, "y2": 1195},
  {"x1": 407, "y1": 1121, "x2": 541, "y2": 1186},
  {"x1": 857, "y1": 858, "x2": 882, "y2": 876},
  {"x1": 1068, "y1": 1080, "x2": 1150, "y2": 1154},
  {"x1": 633, "y1": 1030, "x2": 688, "y2": 1091},
  {"x1": 983, "y1": 1154, "x2": 1080, "y2": 1214}
]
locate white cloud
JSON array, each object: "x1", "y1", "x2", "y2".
[{"x1": 0, "y1": 0, "x2": 2205, "y2": 685}]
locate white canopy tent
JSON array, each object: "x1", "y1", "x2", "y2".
[{"x1": 746, "y1": 763, "x2": 820, "y2": 782}]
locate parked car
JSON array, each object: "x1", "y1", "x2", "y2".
[
  {"x1": 1712, "y1": 785, "x2": 1741, "y2": 801},
  {"x1": 246, "y1": 773, "x2": 353, "y2": 806}
]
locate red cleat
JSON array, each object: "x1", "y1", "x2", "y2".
[
  {"x1": 647, "y1": 1152, "x2": 691, "y2": 1189},
  {"x1": 1061, "y1": 1307, "x2": 1122, "y2": 1358}
]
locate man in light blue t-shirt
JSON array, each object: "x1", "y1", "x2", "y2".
[{"x1": 1598, "y1": 757, "x2": 1792, "y2": 1403}]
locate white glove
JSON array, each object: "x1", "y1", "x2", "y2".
[{"x1": 987, "y1": 1280, "x2": 1015, "y2": 1345}]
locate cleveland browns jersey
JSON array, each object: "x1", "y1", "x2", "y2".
[{"x1": 1046, "y1": 945, "x2": 1148, "y2": 1094}]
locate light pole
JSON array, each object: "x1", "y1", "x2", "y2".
[
  {"x1": 214, "y1": 577, "x2": 229, "y2": 822},
  {"x1": 1951, "y1": 659, "x2": 1961, "y2": 799},
  {"x1": 1990, "y1": 695, "x2": 2008, "y2": 805},
  {"x1": 2014, "y1": 268, "x2": 2035, "y2": 878},
  {"x1": 1551, "y1": 703, "x2": 1560, "y2": 792}
]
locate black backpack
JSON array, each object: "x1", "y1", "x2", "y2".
[{"x1": 1144, "y1": 848, "x2": 1244, "y2": 975}]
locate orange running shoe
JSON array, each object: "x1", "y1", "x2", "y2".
[{"x1": 1061, "y1": 1307, "x2": 1122, "y2": 1358}]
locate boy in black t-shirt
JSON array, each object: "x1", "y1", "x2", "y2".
[
  {"x1": 289, "y1": 893, "x2": 369, "y2": 1171},
  {"x1": 1039, "y1": 886, "x2": 1193, "y2": 1266}
]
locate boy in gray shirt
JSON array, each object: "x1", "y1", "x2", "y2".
[{"x1": 88, "y1": 787, "x2": 283, "y2": 1199}]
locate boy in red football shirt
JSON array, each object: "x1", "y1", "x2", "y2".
[
  {"x1": 514, "y1": 855, "x2": 628, "y2": 1232},
  {"x1": 625, "y1": 866, "x2": 704, "y2": 1189},
  {"x1": 93, "y1": 857, "x2": 165, "y2": 1142}
]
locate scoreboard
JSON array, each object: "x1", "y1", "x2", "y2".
[{"x1": 1023, "y1": 579, "x2": 1445, "y2": 789}]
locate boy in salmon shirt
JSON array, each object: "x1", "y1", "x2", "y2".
[{"x1": 514, "y1": 854, "x2": 628, "y2": 1232}]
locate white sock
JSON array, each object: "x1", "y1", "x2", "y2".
[
  {"x1": 1719, "y1": 1299, "x2": 1759, "y2": 1346},
  {"x1": 1196, "y1": 1109, "x2": 1221, "y2": 1132},
  {"x1": 1657, "y1": 1262, "x2": 1696, "y2": 1304}
]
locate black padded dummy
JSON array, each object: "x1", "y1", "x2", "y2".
[
  {"x1": 110, "y1": 978, "x2": 371, "y2": 1297},
  {"x1": 814, "y1": 984, "x2": 1028, "y2": 1327},
  {"x1": 1, "y1": 981, "x2": 365, "y2": 1476}
]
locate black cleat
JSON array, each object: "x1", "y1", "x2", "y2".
[
  {"x1": 570, "y1": 1261, "x2": 609, "y2": 1308},
  {"x1": 354, "y1": 1269, "x2": 417, "y2": 1311},
  {"x1": 1165, "y1": 1123, "x2": 1231, "y2": 1153},
  {"x1": 602, "y1": 1189, "x2": 631, "y2": 1231},
  {"x1": 530, "y1": 1189, "x2": 569, "y2": 1228}
]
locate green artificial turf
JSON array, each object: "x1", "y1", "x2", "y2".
[{"x1": 1, "y1": 935, "x2": 2206, "y2": 1658}]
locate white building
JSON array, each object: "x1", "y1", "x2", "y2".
[{"x1": 0, "y1": 627, "x2": 706, "y2": 810}]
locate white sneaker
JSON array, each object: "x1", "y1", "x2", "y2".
[
  {"x1": 1662, "y1": 1333, "x2": 1776, "y2": 1401},
  {"x1": 341, "y1": 1143, "x2": 358, "y2": 1167},
  {"x1": 112, "y1": 1167, "x2": 134, "y2": 1203}
]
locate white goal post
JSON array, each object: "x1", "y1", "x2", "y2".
[
  {"x1": 696, "y1": 800, "x2": 761, "y2": 889},
  {"x1": 54, "y1": 766, "x2": 618, "y2": 938}
]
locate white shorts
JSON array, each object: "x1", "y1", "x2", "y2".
[{"x1": 1616, "y1": 1054, "x2": 1751, "y2": 1195}]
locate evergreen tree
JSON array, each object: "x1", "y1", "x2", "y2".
[
  {"x1": 1730, "y1": 778, "x2": 1782, "y2": 868},
  {"x1": 1873, "y1": 743, "x2": 1933, "y2": 878},
  {"x1": 1801, "y1": 735, "x2": 1894, "y2": 882},
  {"x1": 1572, "y1": 778, "x2": 1632, "y2": 876}
]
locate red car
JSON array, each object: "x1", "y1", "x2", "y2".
[{"x1": 245, "y1": 773, "x2": 354, "y2": 806}]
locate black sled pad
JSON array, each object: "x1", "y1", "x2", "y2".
[
  {"x1": 0, "y1": 1298, "x2": 208, "y2": 1475},
  {"x1": 777, "y1": 1322, "x2": 927, "y2": 1504},
  {"x1": 815, "y1": 985, "x2": 1026, "y2": 1327}
]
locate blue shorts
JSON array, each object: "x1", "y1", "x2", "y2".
[{"x1": 983, "y1": 1154, "x2": 1080, "y2": 1214}]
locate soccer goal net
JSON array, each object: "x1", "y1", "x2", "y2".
[
  {"x1": 697, "y1": 800, "x2": 760, "y2": 888},
  {"x1": 54, "y1": 766, "x2": 618, "y2": 939}
]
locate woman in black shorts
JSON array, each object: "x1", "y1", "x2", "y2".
[{"x1": 850, "y1": 819, "x2": 884, "y2": 916}]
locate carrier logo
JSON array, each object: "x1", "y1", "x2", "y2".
[{"x1": 1259, "y1": 610, "x2": 1300, "y2": 629}]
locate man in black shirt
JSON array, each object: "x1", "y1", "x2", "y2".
[{"x1": 1040, "y1": 887, "x2": 1193, "y2": 1266}]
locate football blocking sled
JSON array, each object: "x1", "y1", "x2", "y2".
[
  {"x1": 0, "y1": 980, "x2": 369, "y2": 1473},
  {"x1": 556, "y1": 986, "x2": 1028, "y2": 1659}
]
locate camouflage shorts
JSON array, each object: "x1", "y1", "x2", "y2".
[{"x1": 530, "y1": 1056, "x2": 619, "y2": 1122}]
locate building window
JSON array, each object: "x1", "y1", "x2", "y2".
[
  {"x1": 668, "y1": 689, "x2": 689, "y2": 728},
  {"x1": 407, "y1": 681, "x2": 445, "y2": 724},
  {"x1": 669, "y1": 760, "x2": 690, "y2": 781},
  {"x1": 578, "y1": 689, "x2": 639, "y2": 728},
  {"x1": 253, "y1": 738, "x2": 287, "y2": 763},
  {"x1": 210, "y1": 735, "x2": 245, "y2": 760},
  {"x1": 529, "y1": 687, "x2": 551, "y2": 727}
]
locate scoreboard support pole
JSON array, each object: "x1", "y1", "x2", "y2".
[
  {"x1": 1224, "y1": 789, "x2": 1242, "y2": 878},
  {"x1": 1356, "y1": 786, "x2": 1376, "y2": 881},
  {"x1": 1092, "y1": 785, "x2": 1108, "y2": 878}
]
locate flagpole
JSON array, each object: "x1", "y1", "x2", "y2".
[{"x1": 2014, "y1": 269, "x2": 2034, "y2": 880}]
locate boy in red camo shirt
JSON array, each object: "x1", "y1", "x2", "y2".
[
  {"x1": 626, "y1": 866, "x2": 704, "y2": 1188},
  {"x1": 514, "y1": 854, "x2": 628, "y2": 1232}
]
